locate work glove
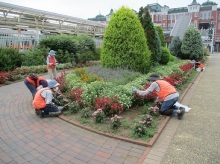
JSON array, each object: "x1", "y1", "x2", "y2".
[
  {"x1": 36, "y1": 85, "x2": 43, "y2": 90},
  {"x1": 46, "y1": 103, "x2": 58, "y2": 109},
  {"x1": 52, "y1": 98, "x2": 62, "y2": 105},
  {"x1": 132, "y1": 88, "x2": 138, "y2": 93}
]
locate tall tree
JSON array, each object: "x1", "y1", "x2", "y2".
[
  {"x1": 155, "y1": 30, "x2": 162, "y2": 63},
  {"x1": 101, "y1": 6, "x2": 151, "y2": 73},
  {"x1": 181, "y1": 26, "x2": 203, "y2": 60},
  {"x1": 155, "y1": 26, "x2": 166, "y2": 47},
  {"x1": 138, "y1": 7, "x2": 161, "y2": 65}
]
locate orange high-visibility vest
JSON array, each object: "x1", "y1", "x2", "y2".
[
  {"x1": 26, "y1": 77, "x2": 47, "y2": 87},
  {"x1": 198, "y1": 63, "x2": 204, "y2": 69},
  {"x1": 155, "y1": 80, "x2": 177, "y2": 100},
  {"x1": 47, "y1": 55, "x2": 56, "y2": 69},
  {"x1": 32, "y1": 88, "x2": 50, "y2": 110}
]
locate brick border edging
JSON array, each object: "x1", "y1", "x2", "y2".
[{"x1": 59, "y1": 115, "x2": 155, "y2": 146}]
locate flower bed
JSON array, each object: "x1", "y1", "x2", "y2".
[{"x1": 54, "y1": 60, "x2": 194, "y2": 142}]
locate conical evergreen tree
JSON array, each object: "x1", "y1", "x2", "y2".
[
  {"x1": 138, "y1": 7, "x2": 161, "y2": 65},
  {"x1": 168, "y1": 36, "x2": 182, "y2": 58},
  {"x1": 181, "y1": 26, "x2": 203, "y2": 60},
  {"x1": 155, "y1": 26, "x2": 166, "y2": 47},
  {"x1": 155, "y1": 30, "x2": 162, "y2": 63},
  {"x1": 101, "y1": 6, "x2": 151, "y2": 73}
]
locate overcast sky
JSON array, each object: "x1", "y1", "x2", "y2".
[{"x1": 1, "y1": 0, "x2": 219, "y2": 19}]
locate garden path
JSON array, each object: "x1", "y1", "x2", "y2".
[
  {"x1": 0, "y1": 73, "x2": 146, "y2": 164},
  {"x1": 143, "y1": 52, "x2": 220, "y2": 164}
]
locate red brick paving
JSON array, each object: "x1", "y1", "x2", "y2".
[{"x1": 0, "y1": 80, "x2": 147, "y2": 163}]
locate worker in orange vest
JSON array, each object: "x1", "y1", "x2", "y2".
[
  {"x1": 24, "y1": 73, "x2": 48, "y2": 98},
  {"x1": 195, "y1": 61, "x2": 204, "y2": 72},
  {"x1": 33, "y1": 80, "x2": 63, "y2": 117},
  {"x1": 132, "y1": 73, "x2": 185, "y2": 120},
  {"x1": 46, "y1": 50, "x2": 58, "y2": 79}
]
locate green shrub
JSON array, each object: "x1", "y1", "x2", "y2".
[
  {"x1": 101, "y1": 6, "x2": 151, "y2": 73},
  {"x1": 39, "y1": 34, "x2": 97, "y2": 64},
  {"x1": 21, "y1": 47, "x2": 47, "y2": 66},
  {"x1": 94, "y1": 48, "x2": 101, "y2": 60},
  {"x1": 0, "y1": 47, "x2": 22, "y2": 71},
  {"x1": 78, "y1": 51, "x2": 95, "y2": 63},
  {"x1": 168, "y1": 36, "x2": 182, "y2": 58},
  {"x1": 181, "y1": 26, "x2": 204, "y2": 60},
  {"x1": 55, "y1": 49, "x2": 72, "y2": 64},
  {"x1": 169, "y1": 55, "x2": 176, "y2": 62},
  {"x1": 160, "y1": 47, "x2": 171, "y2": 64}
]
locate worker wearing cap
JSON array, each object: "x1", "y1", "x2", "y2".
[
  {"x1": 132, "y1": 73, "x2": 185, "y2": 120},
  {"x1": 46, "y1": 50, "x2": 58, "y2": 79},
  {"x1": 24, "y1": 73, "x2": 48, "y2": 98},
  {"x1": 33, "y1": 80, "x2": 63, "y2": 117}
]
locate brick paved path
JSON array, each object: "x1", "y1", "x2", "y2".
[{"x1": 0, "y1": 79, "x2": 146, "y2": 163}]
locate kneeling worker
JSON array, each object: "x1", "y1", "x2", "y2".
[
  {"x1": 24, "y1": 73, "x2": 48, "y2": 98},
  {"x1": 132, "y1": 73, "x2": 185, "y2": 120},
  {"x1": 32, "y1": 80, "x2": 63, "y2": 117}
]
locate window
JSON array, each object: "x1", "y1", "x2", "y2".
[
  {"x1": 168, "y1": 15, "x2": 170, "y2": 20},
  {"x1": 159, "y1": 15, "x2": 162, "y2": 21},
  {"x1": 208, "y1": 11, "x2": 211, "y2": 19},
  {"x1": 218, "y1": 22, "x2": 220, "y2": 29},
  {"x1": 156, "y1": 15, "x2": 158, "y2": 21},
  {"x1": 200, "y1": 12, "x2": 203, "y2": 20}
]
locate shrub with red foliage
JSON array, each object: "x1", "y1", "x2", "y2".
[
  {"x1": 164, "y1": 72, "x2": 183, "y2": 86},
  {"x1": 67, "y1": 87, "x2": 84, "y2": 105},
  {"x1": 55, "y1": 71, "x2": 68, "y2": 92},
  {"x1": 133, "y1": 84, "x2": 157, "y2": 106},
  {"x1": 0, "y1": 72, "x2": 10, "y2": 84},
  {"x1": 180, "y1": 63, "x2": 193, "y2": 72},
  {"x1": 94, "y1": 96, "x2": 123, "y2": 115}
]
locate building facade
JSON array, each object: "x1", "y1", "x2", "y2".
[{"x1": 147, "y1": 0, "x2": 220, "y2": 52}]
